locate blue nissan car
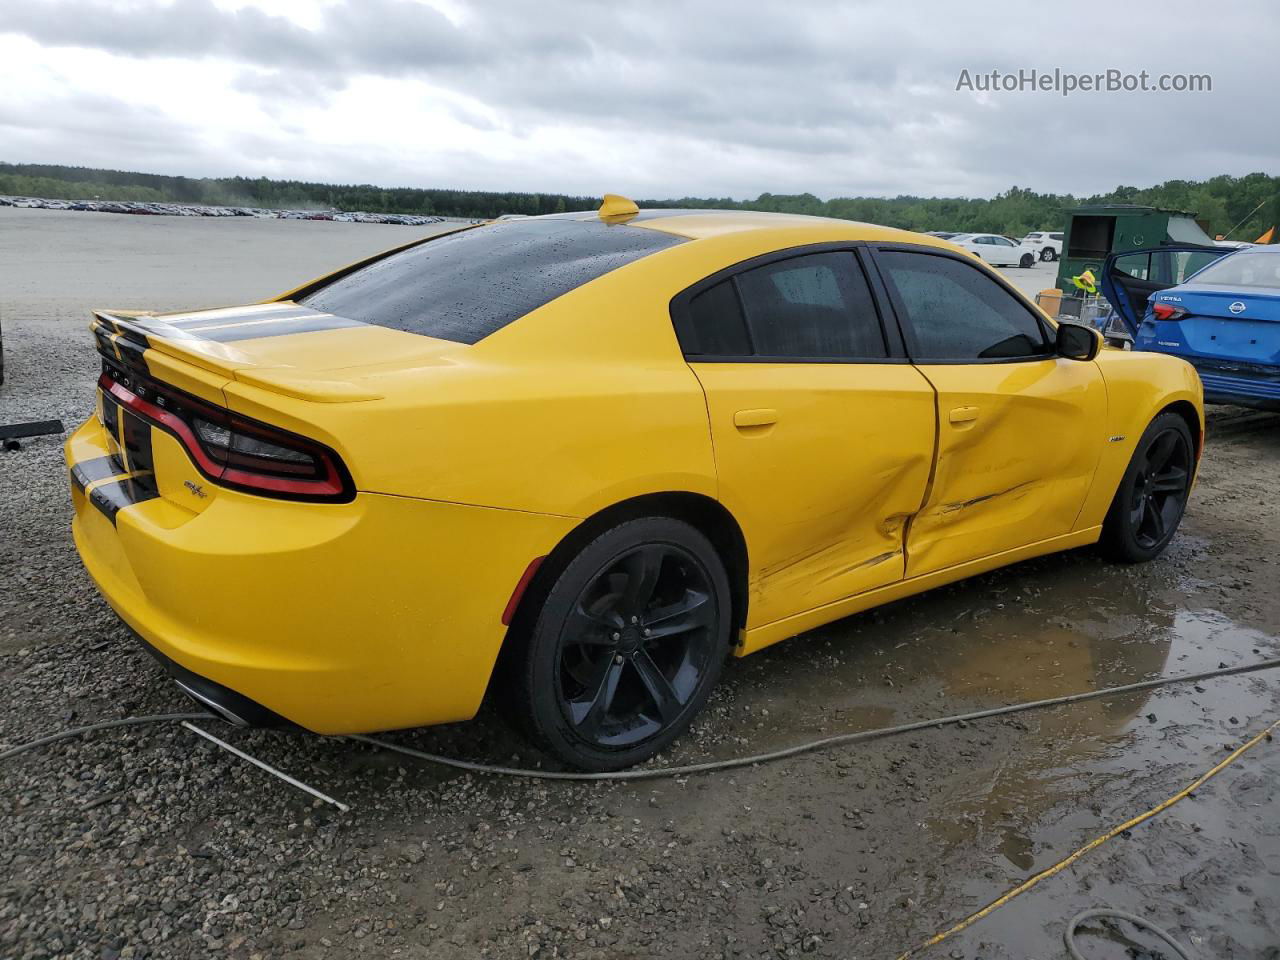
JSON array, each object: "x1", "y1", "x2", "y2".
[{"x1": 1102, "y1": 244, "x2": 1280, "y2": 410}]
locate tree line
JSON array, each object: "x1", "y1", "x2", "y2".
[{"x1": 2, "y1": 162, "x2": 1276, "y2": 240}]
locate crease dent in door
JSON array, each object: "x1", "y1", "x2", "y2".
[
  {"x1": 915, "y1": 392, "x2": 1044, "y2": 527},
  {"x1": 750, "y1": 456, "x2": 923, "y2": 608},
  {"x1": 937, "y1": 479, "x2": 1036, "y2": 514},
  {"x1": 905, "y1": 359, "x2": 1107, "y2": 578}
]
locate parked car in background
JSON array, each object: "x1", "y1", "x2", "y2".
[
  {"x1": 925, "y1": 231, "x2": 959, "y2": 239},
  {"x1": 1023, "y1": 231, "x2": 1064, "y2": 261},
  {"x1": 0, "y1": 195, "x2": 450, "y2": 225},
  {"x1": 948, "y1": 233, "x2": 1040, "y2": 268},
  {"x1": 1103, "y1": 244, "x2": 1280, "y2": 410}
]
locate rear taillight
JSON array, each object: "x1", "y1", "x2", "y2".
[
  {"x1": 99, "y1": 369, "x2": 353, "y2": 502},
  {"x1": 1150, "y1": 303, "x2": 1187, "y2": 321}
]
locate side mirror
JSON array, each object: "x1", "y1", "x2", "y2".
[{"x1": 1056, "y1": 322, "x2": 1102, "y2": 361}]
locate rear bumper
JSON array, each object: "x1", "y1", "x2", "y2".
[
  {"x1": 131, "y1": 628, "x2": 291, "y2": 727},
  {"x1": 67, "y1": 416, "x2": 577, "y2": 734},
  {"x1": 1198, "y1": 369, "x2": 1280, "y2": 411}
]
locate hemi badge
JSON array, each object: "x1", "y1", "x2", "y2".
[{"x1": 1108, "y1": 436, "x2": 1126, "y2": 443}]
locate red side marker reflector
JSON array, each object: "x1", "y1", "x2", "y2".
[{"x1": 502, "y1": 556, "x2": 546, "y2": 626}]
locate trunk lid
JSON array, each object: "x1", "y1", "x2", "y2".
[
  {"x1": 93, "y1": 301, "x2": 467, "y2": 403},
  {"x1": 88, "y1": 301, "x2": 465, "y2": 513},
  {"x1": 1152, "y1": 284, "x2": 1280, "y2": 366}
]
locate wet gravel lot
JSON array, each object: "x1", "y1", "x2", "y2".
[{"x1": 2, "y1": 208, "x2": 1278, "y2": 960}]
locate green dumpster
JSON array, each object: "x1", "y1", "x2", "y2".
[{"x1": 1055, "y1": 204, "x2": 1216, "y2": 292}]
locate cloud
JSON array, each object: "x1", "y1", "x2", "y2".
[{"x1": 0, "y1": 0, "x2": 1276, "y2": 199}]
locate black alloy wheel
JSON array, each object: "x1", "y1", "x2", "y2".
[
  {"x1": 510, "y1": 517, "x2": 732, "y2": 770},
  {"x1": 1127, "y1": 428, "x2": 1192, "y2": 549},
  {"x1": 556, "y1": 543, "x2": 716, "y2": 748},
  {"x1": 1019, "y1": 253, "x2": 1035, "y2": 268},
  {"x1": 1101, "y1": 412, "x2": 1195, "y2": 562}
]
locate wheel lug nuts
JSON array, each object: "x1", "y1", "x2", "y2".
[
  {"x1": 612, "y1": 632, "x2": 621, "y2": 641},
  {"x1": 614, "y1": 654, "x2": 624, "y2": 664},
  {"x1": 630, "y1": 616, "x2": 638, "y2": 624},
  {"x1": 642, "y1": 628, "x2": 651, "y2": 637}
]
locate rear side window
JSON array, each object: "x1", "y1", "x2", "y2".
[
  {"x1": 300, "y1": 219, "x2": 685, "y2": 344},
  {"x1": 676, "y1": 251, "x2": 887, "y2": 360},
  {"x1": 686, "y1": 281, "x2": 752, "y2": 355},
  {"x1": 737, "y1": 253, "x2": 886, "y2": 358},
  {"x1": 877, "y1": 250, "x2": 1051, "y2": 361}
]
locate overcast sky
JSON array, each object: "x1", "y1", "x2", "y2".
[{"x1": 2, "y1": 0, "x2": 1276, "y2": 200}]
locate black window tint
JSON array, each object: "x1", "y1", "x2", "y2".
[
  {"x1": 300, "y1": 219, "x2": 685, "y2": 344},
  {"x1": 878, "y1": 251, "x2": 1051, "y2": 360},
  {"x1": 734, "y1": 252, "x2": 886, "y2": 359},
  {"x1": 685, "y1": 280, "x2": 751, "y2": 356}
]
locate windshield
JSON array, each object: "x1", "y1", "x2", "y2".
[
  {"x1": 1189, "y1": 249, "x2": 1280, "y2": 289},
  {"x1": 299, "y1": 219, "x2": 685, "y2": 344}
]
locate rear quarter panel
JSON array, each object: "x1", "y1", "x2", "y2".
[
  {"x1": 1074, "y1": 349, "x2": 1205, "y2": 530},
  {"x1": 223, "y1": 239, "x2": 723, "y2": 517}
]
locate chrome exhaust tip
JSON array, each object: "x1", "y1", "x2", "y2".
[{"x1": 174, "y1": 679, "x2": 251, "y2": 726}]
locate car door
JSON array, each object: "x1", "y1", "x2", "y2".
[
  {"x1": 673, "y1": 247, "x2": 937, "y2": 628},
  {"x1": 992, "y1": 236, "x2": 1020, "y2": 266},
  {"x1": 868, "y1": 245, "x2": 1107, "y2": 578},
  {"x1": 980, "y1": 235, "x2": 1011, "y2": 265},
  {"x1": 1100, "y1": 245, "x2": 1230, "y2": 336}
]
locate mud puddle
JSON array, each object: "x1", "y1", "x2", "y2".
[
  {"x1": 710, "y1": 543, "x2": 1276, "y2": 753},
  {"x1": 691, "y1": 551, "x2": 1279, "y2": 957}
]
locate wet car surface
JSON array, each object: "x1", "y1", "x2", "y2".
[{"x1": 2, "y1": 207, "x2": 1277, "y2": 959}]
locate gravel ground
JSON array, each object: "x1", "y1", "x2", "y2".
[{"x1": 1, "y1": 208, "x2": 1278, "y2": 960}]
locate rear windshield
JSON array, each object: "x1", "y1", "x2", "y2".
[
  {"x1": 1190, "y1": 249, "x2": 1280, "y2": 289},
  {"x1": 300, "y1": 219, "x2": 685, "y2": 344}
]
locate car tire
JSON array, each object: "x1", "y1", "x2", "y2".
[
  {"x1": 1041, "y1": 247, "x2": 1057, "y2": 262},
  {"x1": 1019, "y1": 253, "x2": 1035, "y2": 268},
  {"x1": 508, "y1": 516, "x2": 733, "y2": 771},
  {"x1": 1099, "y1": 412, "x2": 1195, "y2": 563}
]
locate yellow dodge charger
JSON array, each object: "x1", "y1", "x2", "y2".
[{"x1": 67, "y1": 197, "x2": 1203, "y2": 770}]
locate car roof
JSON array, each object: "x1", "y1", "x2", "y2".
[{"x1": 533, "y1": 207, "x2": 953, "y2": 245}]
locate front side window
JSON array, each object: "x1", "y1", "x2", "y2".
[{"x1": 877, "y1": 250, "x2": 1052, "y2": 361}]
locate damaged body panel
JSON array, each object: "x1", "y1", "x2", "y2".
[{"x1": 903, "y1": 359, "x2": 1107, "y2": 577}]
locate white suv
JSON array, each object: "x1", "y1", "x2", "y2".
[{"x1": 1022, "y1": 231, "x2": 1064, "y2": 262}]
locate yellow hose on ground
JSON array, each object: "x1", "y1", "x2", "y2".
[{"x1": 896, "y1": 716, "x2": 1280, "y2": 959}]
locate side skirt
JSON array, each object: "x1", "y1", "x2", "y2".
[{"x1": 737, "y1": 526, "x2": 1102, "y2": 657}]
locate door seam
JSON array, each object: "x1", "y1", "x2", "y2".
[{"x1": 901, "y1": 363, "x2": 941, "y2": 573}]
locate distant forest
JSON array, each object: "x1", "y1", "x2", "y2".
[{"x1": 2, "y1": 162, "x2": 1277, "y2": 240}]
